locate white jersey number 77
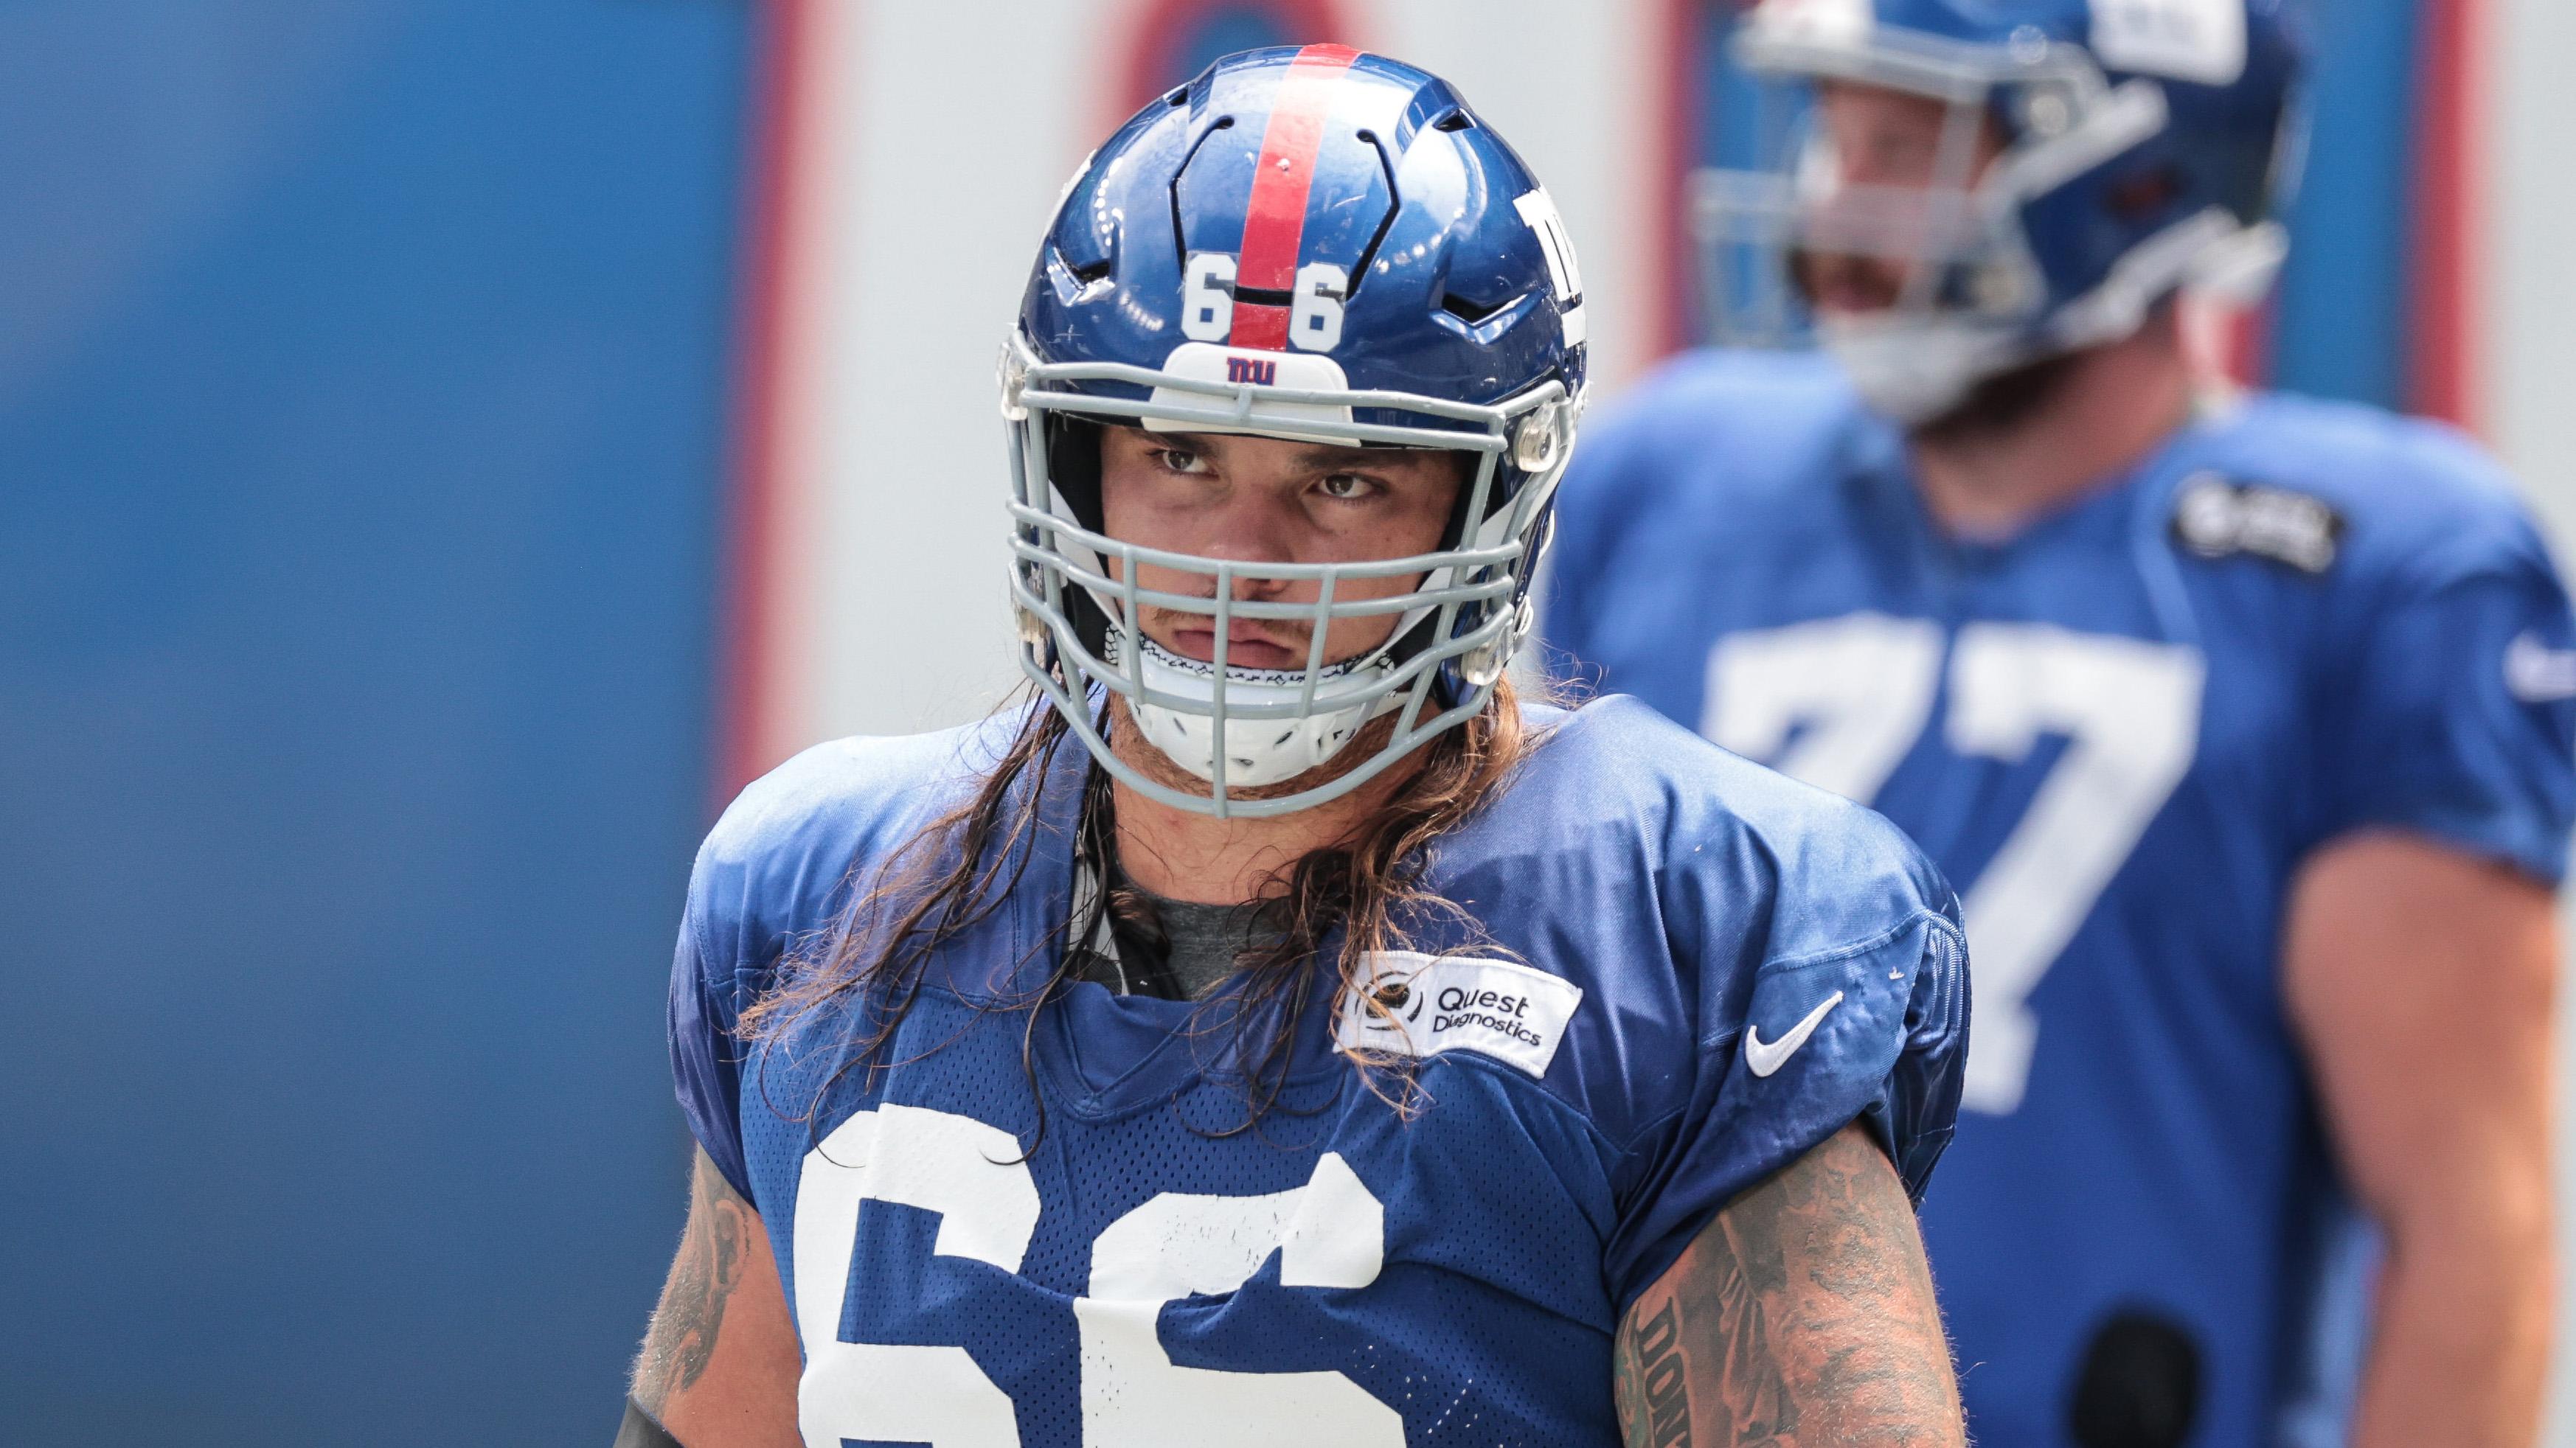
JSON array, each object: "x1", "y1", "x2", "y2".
[{"x1": 1704, "y1": 614, "x2": 2204, "y2": 1114}]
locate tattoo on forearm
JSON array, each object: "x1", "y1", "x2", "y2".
[
  {"x1": 633, "y1": 1152, "x2": 754, "y2": 1415},
  {"x1": 1614, "y1": 1126, "x2": 1960, "y2": 1447}
]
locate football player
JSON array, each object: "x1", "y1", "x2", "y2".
[
  {"x1": 1544, "y1": 3, "x2": 2576, "y2": 1446},
  {"x1": 616, "y1": 45, "x2": 1973, "y2": 1448}
]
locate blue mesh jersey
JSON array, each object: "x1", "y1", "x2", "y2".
[
  {"x1": 1543, "y1": 350, "x2": 2576, "y2": 1447},
  {"x1": 670, "y1": 697, "x2": 1967, "y2": 1446}
]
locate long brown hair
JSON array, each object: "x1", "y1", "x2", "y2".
[{"x1": 740, "y1": 675, "x2": 1542, "y2": 1134}]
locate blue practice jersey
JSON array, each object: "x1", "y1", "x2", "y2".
[
  {"x1": 1544, "y1": 351, "x2": 2576, "y2": 1447},
  {"x1": 671, "y1": 697, "x2": 1967, "y2": 1446}
]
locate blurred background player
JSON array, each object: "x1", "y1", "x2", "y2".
[
  {"x1": 624, "y1": 46, "x2": 1971, "y2": 1448},
  {"x1": 1544, "y1": 1, "x2": 2576, "y2": 1445}
]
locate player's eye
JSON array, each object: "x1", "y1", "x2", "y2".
[
  {"x1": 1317, "y1": 473, "x2": 1378, "y2": 501},
  {"x1": 1153, "y1": 448, "x2": 1210, "y2": 476}
]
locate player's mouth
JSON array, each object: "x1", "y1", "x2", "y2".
[
  {"x1": 1163, "y1": 622, "x2": 1308, "y2": 672},
  {"x1": 1794, "y1": 251, "x2": 1908, "y2": 316}
]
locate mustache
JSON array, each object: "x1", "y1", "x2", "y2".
[
  {"x1": 1792, "y1": 249, "x2": 1909, "y2": 313},
  {"x1": 1136, "y1": 602, "x2": 1311, "y2": 646}
]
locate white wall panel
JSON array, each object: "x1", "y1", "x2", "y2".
[
  {"x1": 767, "y1": 1, "x2": 1097, "y2": 759},
  {"x1": 2488, "y1": 0, "x2": 2576, "y2": 542},
  {"x1": 2485, "y1": 1, "x2": 2576, "y2": 1437}
]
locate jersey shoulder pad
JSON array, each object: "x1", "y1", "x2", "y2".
[
  {"x1": 687, "y1": 712, "x2": 1022, "y2": 974},
  {"x1": 2196, "y1": 394, "x2": 2547, "y2": 588},
  {"x1": 1443, "y1": 699, "x2": 1966, "y2": 1242}
]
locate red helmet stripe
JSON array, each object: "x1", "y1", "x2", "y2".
[{"x1": 1229, "y1": 43, "x2": 1361, "y2": 350}]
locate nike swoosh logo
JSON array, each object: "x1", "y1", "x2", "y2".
[{"x1": 1745, "y1": 991, "x2": 1846, "y2": 1078}]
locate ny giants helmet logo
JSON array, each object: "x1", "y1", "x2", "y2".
[{"x1": 1223, "y1": 356, "x2": 1278, "y2": 386}]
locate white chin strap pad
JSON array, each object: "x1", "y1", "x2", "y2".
[
  {"x1": 1821, "y1": 313, "x2": 2021, "y2": 425},
  {"x1": 1112, "y1": 630, "x2": 1392, "y2": 789}
]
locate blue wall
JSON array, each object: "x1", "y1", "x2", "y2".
[
  {"x1": 2270, "y1": 0, "x2": 2420, "y2": 407},
  {"x1": 0, "y1": 4, "x2": 749, "y2": 1442}
]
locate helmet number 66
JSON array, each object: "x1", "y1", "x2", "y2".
[{"x1": 1181, "y1": 252, "x2": 1350, "y2": 355}]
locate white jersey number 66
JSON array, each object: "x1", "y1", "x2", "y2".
[{"x1": 792, "y1": 1102, "x2": 1400, "y2": 1447}]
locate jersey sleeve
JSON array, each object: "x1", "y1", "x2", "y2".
[
  {"x1": 2310, "y1": 518, "x2": 2576, "y2": 883},
  {"x1": 662, "y1": 737, "x2": 889, "y2": 1206},
  {"x1": 1600, "y1": 865, "x2": 1970, "y2": 1312},
  {"x1": 669, "y1": 867, "x2": 755, "y2": 1202}
]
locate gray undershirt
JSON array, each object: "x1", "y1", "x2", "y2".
[{"x1": 1134, "y1": 890, "x2": 1285, "y2": 1000}]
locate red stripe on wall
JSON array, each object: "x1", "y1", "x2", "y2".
[
  {"x1": 2408, "y1": 0, "x2": 2488, "y2": 430},
  {"x1": 1228, "y1": 42, "x2": 1358, "y2": 349},
  {"x1": 717, "y1": 0, "x2": 818, "y2": 801},
  {"x1": 1653, "y1": 0, "x2": 1707, "y2": 362}
]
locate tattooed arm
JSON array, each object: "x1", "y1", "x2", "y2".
[
  {"x1": 628, "y1": 1148, "x2": 804, "y2": 1447},
  {"x1": 1614, "y1": 1121, "x2": 1962, "y2": 1448}
]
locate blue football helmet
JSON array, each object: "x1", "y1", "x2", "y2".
[
  {"x1": 1004, "y1": 45, "x2": 1587, "y2": 818},
  {"x1": 1698, "y1": 0, "x2": 2307, "y2": 422}
]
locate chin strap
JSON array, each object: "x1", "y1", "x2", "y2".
[
  {"x1": 612, "y1": 1397, "x2": 684, "y2": 1448},
  {"x1": 1105, "y1": 626, "x2": 1396, "y2": 789}
]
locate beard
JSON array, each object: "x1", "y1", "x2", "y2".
[
  {"x1": 1793, "y1": 248, "x2": 1908, "y2": 316},
  {"x1": 1907, "y1": 348, "x2": 2091, "y2": 446},
  {"x1": 1793, "y1": 246, "x2": 2101, "y2": 441}
]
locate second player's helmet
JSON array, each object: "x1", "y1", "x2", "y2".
[
  {"x1": 1004, "y1": 45, "x2": 1587, "y2": 818},
  {"x1": 1699, "y1": 0, "x2": 2307, "y2": 422}
]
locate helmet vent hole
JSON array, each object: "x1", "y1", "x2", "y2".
[
  {"x1": 1441, "y1": 291, "x2": 1507, "y2": 325},
  {"x1": 1068, "y1": 256, "x2": 1113, "y2": 286},
  {"x1": 1434, "y1": 109, "x2": 1474, "y2": 133},
  {"x1": 1164, "y1": 87, "x2": 1189, "y2": 108}
]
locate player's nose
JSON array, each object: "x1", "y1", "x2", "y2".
[{"x1": 1185, "y1": 500, "x2": 1309, "y2": 591}]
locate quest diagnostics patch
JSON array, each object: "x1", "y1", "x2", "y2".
[{"x1": 1333, "y1": 952, "x2": 1584, "y2": 1079}]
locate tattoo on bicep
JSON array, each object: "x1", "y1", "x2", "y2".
[
  {"x1": 633, "y1": 1152, "x2": 756, "y2": 1414},
  {"x1": 1617, "y1": 1225, "x2": 1798, "y2": 1447},
  {"x1": 1617, "y1": 1125, "x2": 1958, "y2": 1447}
]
